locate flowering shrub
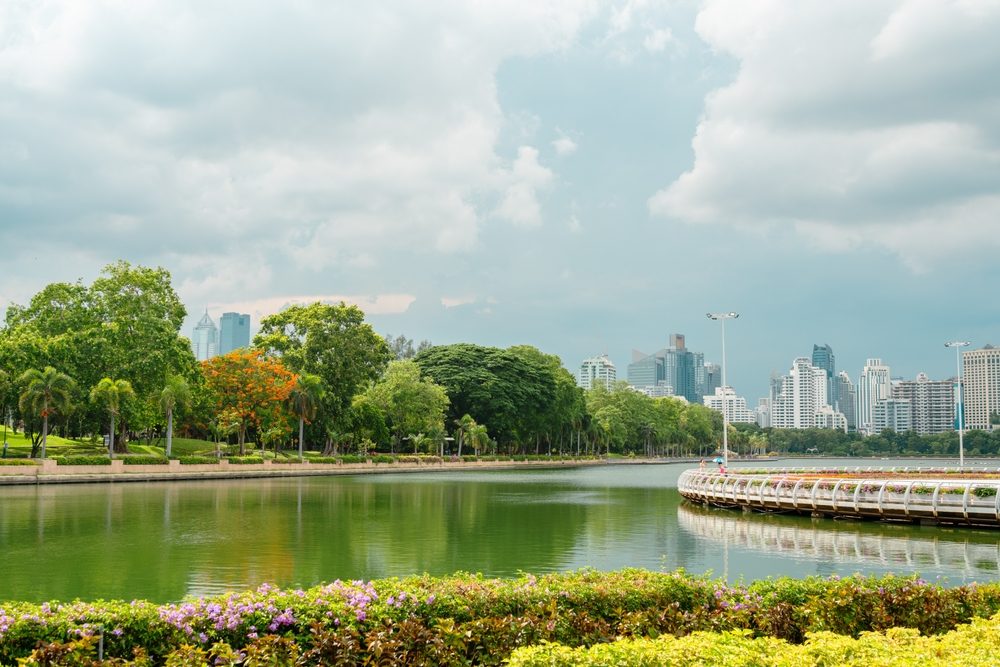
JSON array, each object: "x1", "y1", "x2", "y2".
[
  {"x1": 227, "y1": 457, "x2": 264, "y2": 465},
  {"x1": 3, "y1": 570, "x2": 1000, "y2": 665}
]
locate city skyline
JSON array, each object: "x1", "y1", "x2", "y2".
[{"x1": 1, "y1": 1, "x2": 997, "y2": 402}]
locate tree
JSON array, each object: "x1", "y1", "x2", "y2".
[
  {"x1": 289, "y1": 374, "x2": 324, "y2": 459},
  {"x1": 454, "y1": 414, "x2": 476, "y2": 457},
  {"x1": 201, "y1": 350, "x2": 297, "y2": 455},
  {"x1": 159, "y1": 376, "x2": 192, "y2": 458},
  {"x1": 414, "y1": 344, "x2": 555, "y2": 450},
  {"x1": 385, "y1": 334, "x2": 432, "y2": 360},
  {"x1": 90, "y1": 378, "x2": 135, "y2": 457},
  {"x1": 254, "y1": 303, "x2": 392, "y2": 451},
  {"x1": 362, "y1": 361, "x2": 449, "y2": 452},
  {"x1": 18, "y1": 367, "x2": 75, "y2": 458}
]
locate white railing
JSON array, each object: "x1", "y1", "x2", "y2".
[{"x1": 677, "y1": 469, "x2": 1000, "y2": 524}]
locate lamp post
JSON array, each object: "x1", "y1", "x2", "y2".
[
  {"x1": 707, "y1": 312, "x2": 739, "y2": 466},
  {"x1": 945, "y1": 341, "x2": 970, "y2": 468}
]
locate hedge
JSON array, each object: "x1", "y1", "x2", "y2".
[
  {"x1": 51, "y1": 455, "x2": 111, "y2": 465},
  {"x1": 507, "y1": 618, "x2": 1000, "y2": 666},
  {"x1": 177, "y1": 456, "x2": 219, "y2": 465},
  {"x1": 227, "y1": 456, "x2": 264, "y2": 465},
  {"x1": 0, "y1": 459, "x2": 39, "y2": 466},
  {"x1": 3, "y1": 570, "x2": 1000, "y2": 665},
  {"x1": 120, "y1": 456, "x2": 169, "y2": 465}
]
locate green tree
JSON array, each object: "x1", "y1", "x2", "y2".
[
  {"x1": 362, "y1": 361, "x2": 450, "y2": 452},
  {"x1": 254, "y1": 302, "x2": 392, "y2": 451},
  {"x1": 18, "y1": 367, "x2": 75, "y2": 458},
  {"x1": 159, "y1": 376, "x2": 192, "y2": 458},
  {"x1": 289, "y1": 373, "x2": 324, "y2": 459},
  {"x1": 454, "y1": 413, "x2": 477, "y2": 457},
  {"x1": 385, "y1": 334, "x2": 433, "y2": 360},
  {"x1": 90, "y1": 378, "x2": 135, "y2": 457}
]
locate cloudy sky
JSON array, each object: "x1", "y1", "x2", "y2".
[{"x1": 2, "y1": 0, "x2": 999, "y2": 401}]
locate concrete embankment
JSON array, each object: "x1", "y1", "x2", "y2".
[{"x1": 0, "y1": 457, "x2": 689, "y2": 485}]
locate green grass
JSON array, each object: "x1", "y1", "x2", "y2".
[{"x1": 1, "y1": 430, "x2": 89, "y2": 458}]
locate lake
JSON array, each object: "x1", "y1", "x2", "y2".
[{"x1": 2, "y1": 458, "x2": 998, "y2": 602}]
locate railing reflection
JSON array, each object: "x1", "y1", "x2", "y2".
[{"x1": 678, "y1": 503, "x2": 1000, "y2": 576}]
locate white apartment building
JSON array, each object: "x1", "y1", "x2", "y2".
[
  {"x1": 856, "y1": 358, "x2": 891, "y2": 435},
  {"x1": 963, "y1": 346, "x2": 1000, "y2": 431},
  {"x1": 770, "y1": 357, "x2": 840, "y2": 429},
  {"x1": 578, "y1": 354, "x2": 616, "y2": 391},
  {"x1": 703, "y1": 386, "x2": 756, "y2": 424},
  {"x1": 814, "y1": 405, "x2": 848, "y2": 432},
  {"x1": 891, "y1": 373, "x2": 954, "y2": 435},
  {"x1": 872, "y1": 397, "x2": 913, "y2": 433}
]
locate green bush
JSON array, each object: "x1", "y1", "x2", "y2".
[
  {"x1": 0, "y1": 458, "x2": 39, "y2": 466},
  {"x1": 371, "y1": 454, "x2": 395, "y2": 464},
  {"x1": 177, "y1": 456, "x2": 219, "y2": 465},
  {"x1": 337, "y1": 454, "x2": 367, "y2": 464},
  {"x1": 53, "y1": 455, "x2": 111, "y2": 465},
  {"x1": 120, "y1": 456, "x2": 169, "y2": 465},
  {"x1": 397, "y1": 455, "x2": 420, "y2": 464},
  {"x1": 271, "y1": 457, "x2": 303, "y2": 464},
  {"x1": 3, "y1": 570, "x2": 1000, "y2": 665},
  {"x1": 420, "y1": 455, "x2": 443, "y2": 464},
  {"x1": 227, "y1": 456, "x2": 264, "y2": 464},
  {"x1": 308, "y1": 457, "x2": 340, "y2": 464}
]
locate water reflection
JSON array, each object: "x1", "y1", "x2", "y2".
[{"x1": 678, "y1": 502, "x2": 1000, "y2": 579}]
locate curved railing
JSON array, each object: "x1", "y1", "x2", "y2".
[{"x1": 677, "y1": 468, "x2": 1000, "y2": 526}]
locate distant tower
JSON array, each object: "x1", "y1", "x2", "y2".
[
  {"x1": 579, "y1": 354, "x2": 616, "y2": 390},
  {"x1": 192, "y1": 311, "x2": 219, "y2": 361},
  {"x1": 811, "y1": 344, "x2": 836, "y2": 408},
  {"x1": 857, "y1": 358, "x2": 891, "y2": 435},
  {"x1": 219, "y1": 312, "x2": 251, "y2": 355}
]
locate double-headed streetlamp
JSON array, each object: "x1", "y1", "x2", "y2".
[
  {"x1": 707, "y1": 312, "x2": 739, "y2": 466},
  {"x1": 945, "y1": 340, "x2": 970, "y2": 468}
]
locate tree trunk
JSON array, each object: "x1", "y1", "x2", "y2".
[
  {"x1": 166, "y1": 410, "x2": 173, "y2": 458},
  {"x1": 238, "y1": 425, "x2": 246, "y2": 456},
  {"x1": 41, "y1": 413, "x2": 48, "y2": 460},
  {"x1": 457, "y1": 431, "x2": 463, "y2": 458},
  {"x1": 108, "y1": 414, "x2": 116, "y2": 459},
  {"x1": 298, "y1": 418, "x2": 305, "y2": 459}
]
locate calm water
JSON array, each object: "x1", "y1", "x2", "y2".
[{"x1": 2, "y1": 459, "x2": 1000, "y2": 602}]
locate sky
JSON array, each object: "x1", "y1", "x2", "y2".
[{"x1": 1, "y1": 0, "x2": 999, "y2": 402}]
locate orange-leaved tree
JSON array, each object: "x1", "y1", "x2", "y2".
[{"x1": 201, "y1": 349, "x2": 297, "y2": 455}]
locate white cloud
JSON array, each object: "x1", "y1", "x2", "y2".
[
  {"x1": 0, "y1": 0, "x2": 597, "y2": 306},
  {"x1": 650, "y1": 0, "x2": 1000, "y2": 268},
  {"x1": 553, "y1": 135, "x2": 578, "y2": 156},
  {"x1": 211, "y1": 294, "x2": 417, "y2": 321},
  {"x1": 643, "y1": 27, "x2": 673, "y2": 53},
  {"x1": 440, "y1": 296, "x2": 476, "y2": 308},
  {"x1": 495, "y1": 146, "x2": 554, "y2": 227}
]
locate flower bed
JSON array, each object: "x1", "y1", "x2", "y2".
[{"x1": 4, "y1": 570, "x2": 1000, "y2": 665}]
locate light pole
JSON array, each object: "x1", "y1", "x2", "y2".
[
  {"x1": 707, "y1": 312, "x2": 739, "y2": 466},
  {"x1": 945, "y1": 341, "x2": 970, "y2": 468}
]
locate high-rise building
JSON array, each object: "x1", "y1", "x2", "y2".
[
  {"x1": 756, "y1": 398, "x2": 771, "y2": 428},
  {"x1": 835, "y1": 372, "x2": 857, "y2": 431},
  {"x1": 814, "y1": 406, "x2": 848, "y2": 432},
  {"x1": 219, "y1": 312, "x2": 251, "y2": 355},
  {"x1": 627, "y1": 334, "x2": 706, "y2": 403},
  {"x1": 579, "y1": 354, "x2": 616, "y2": 391},
  {"x1": 703, "y1": 363, "x2": 722, "y2": 397},
  {"x1": 963, "y1": 345, "x2": 1000, "y2": 431},
  {"x1": 856, "y1": 358, "x2": 891, "y2": 435},
  {"x1": 872, "y1": 398, "x2": 912, "y2": 433},
  {"x1": 770, "y1": 357, "x2": 837, "y2": 429},
  {"x1": 191, "y1": 311, "x2": 218, "y2": 361},
  {"x1": 812, "y1": 344, "x2": 837, "y2": 409},
  {"x1": 703, "y1": 386, "x2": 755, "y2": 423},
  {"x1": 892, "y1": 373, "x2": 954, "y2": 435}
]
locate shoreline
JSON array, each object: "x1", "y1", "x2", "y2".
[{"x1": 0, "y1": 456, "x2": 703, "y2": 486}]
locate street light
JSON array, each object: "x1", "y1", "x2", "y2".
[
  {"x1": 945, "y1": 341, "x2": 970, "y2": 468},
  {"x1": 707, "y1": 312, "x2": 739, "y2": 466}
]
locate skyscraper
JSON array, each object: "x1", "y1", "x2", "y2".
[
  {"x1": 627, "y1": 334, "x2": 705, "y2": 403},
  {"x1": 219, "y1": 312, "x2": 251, "y2": 355},
  {"x1": 770, "y1": 357, "x2": 832, "y2": 429},
  {"x1": 835, "y1": 372, "x2": 857, "y2": 432},
  {"x1": 963, "y1": 345, "x2": 1000, "y2": 431},
  {"x1": 578, "y1": 354, "x2": 616, "y2": 391},
  {"x1": 856, "y1": 358, "x2": 891, "y2": 435},
  {"x1": 703, "y1": 386, "x2": 755, "y2": 423},
  {"x1": 811, "y1": 344, "x2": 837, "y2": 408},
  {"x1": 191, "y1": 311, "x2": 218, "y2": 361}
]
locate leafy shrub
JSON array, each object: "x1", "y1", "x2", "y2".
[
  {"x1": 0, "y1": 458, "x2": 39, "y2": 466},
  {"x1": 461, "y1": 455, "x2": 479, "y2": 462},
  {"x1": 973, "y1": 486, "x2": 998, "y2": 498},
  {"x1": 228, "y1": 456, "x2": 264, "y2": 465},
  {"x1": 121, "y1": 456, "x2": 169, "y2": 465},
  {"x1": 177, "y1": 456, "x2": 219, "y2": 465},
  {"x1": 371, "y1": 454, "x2": 395, "y2": 464},
  {"x1": 308, "y1": 457, "x2": 340, "y2": 464},
  {"x1": 337, "y1": 455, "x2": 367, "y2": 464},
  {"x1": 54, "y1": 455, "x2": 112, "y2": 465},
  {"x1": 397, "y1": 455, "x2": 421, "y2": 464},
  {"x1": 3, "y1": 570, "x2": 1000, "y2": 665},
  {"x1": 420, "y1": 456, "x2": 443, "y2": 464},
  {"x1": 270, "y1": 457, "x2": 303, "y2": 464}
]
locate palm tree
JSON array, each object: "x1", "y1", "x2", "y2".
[
  {"x1": 454, "y1": 414, "x2": 476, "y2": 457},
  {"x1": 17, "y1": 367, "x2": 75, "y2": 459},
  {"x1": 289, "y1": 374, "x2": 323, "y2": 460},
  {"x1": 159, "y1": 376, "x2": 191, "y2": 458},
  {"x1": 90, "y1": 378, "x2": 135, "y2": 458}
]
